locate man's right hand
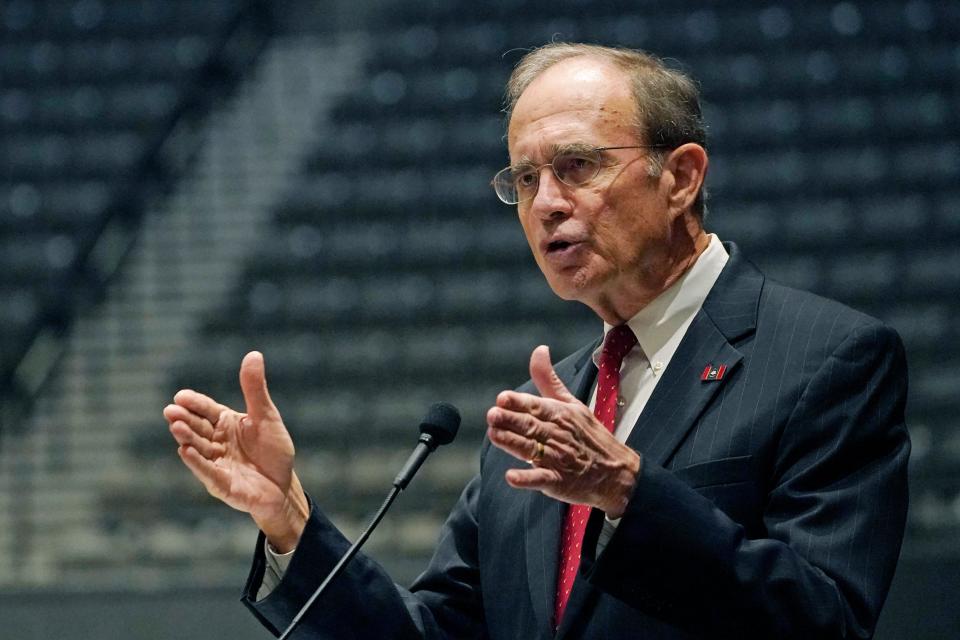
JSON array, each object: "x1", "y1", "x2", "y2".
[{"x1": 163, "y1": 351, "x2": 309, "y2": 553}]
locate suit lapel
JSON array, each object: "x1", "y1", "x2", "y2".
[
  {"x1": 628, "y1": 241, "x2": 761, "y2": 469},
  {"x1": 626, "y1": 311, "x2": 742, "y2": 466},
  {"x1": 524, "y1": 342, "x2": 598, "y2": 636}
]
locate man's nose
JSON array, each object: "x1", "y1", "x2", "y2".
[{"x1": 528, "y1": 168, "x2": 572, "y2": 221}]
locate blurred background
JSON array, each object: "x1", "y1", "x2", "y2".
[{"x1": 1, "y1": 0, "x2": 958, "y2": 637}]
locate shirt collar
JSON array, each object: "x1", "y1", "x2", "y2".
[{"x1": 593, "y1": 234, "x2": 729, "y2": 368}]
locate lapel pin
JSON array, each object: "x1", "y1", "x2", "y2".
[{"x1": 700, "y1": 364, "x2": 726, "y2": 381}]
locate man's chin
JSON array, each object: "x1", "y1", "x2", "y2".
[{"x1": 545, "y1": 269, "x2": 599, "y2": 303}]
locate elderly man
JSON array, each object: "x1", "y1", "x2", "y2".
[{"x1": 164, "y1": 43, "x2": 909, "y2": 639}]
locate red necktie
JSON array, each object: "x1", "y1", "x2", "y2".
[{"x1": 554, "y1": 324, "x2": 638, "y2": 628}]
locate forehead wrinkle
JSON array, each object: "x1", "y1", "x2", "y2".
[{"x1": 508, "y1": 106, "x2": 604, "y2": 148}]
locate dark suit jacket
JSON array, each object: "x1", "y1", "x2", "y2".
[{"x1": 242, "y1": 243, "x2": 910, "y2": 639}]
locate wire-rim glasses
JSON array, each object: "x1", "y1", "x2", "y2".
[{"x1": 491, "y1": 145, "x2": 665, "y2": 205}]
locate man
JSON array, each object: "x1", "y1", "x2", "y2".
[{"x1": 164, "y1": 43, "x2": 909, "y2": 638}]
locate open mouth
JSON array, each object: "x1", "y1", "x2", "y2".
[{"x1": 547, "y1": 240, "x2": 575, "y2": 253}]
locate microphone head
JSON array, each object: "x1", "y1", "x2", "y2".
[{"x1": 419, "y1": 402, "x2": 460, "y2": 446}]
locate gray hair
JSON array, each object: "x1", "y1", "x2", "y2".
[{"x1": 505, "y1": 43, "x2": 708, "y2": 218}]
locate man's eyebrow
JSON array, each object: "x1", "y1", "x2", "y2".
[
  {"x1": 551, "y1": 142, "x2": 596, "y2": 155},
  {"x1": 512, "y1": 142, "x2": 596, "y2": 168}
]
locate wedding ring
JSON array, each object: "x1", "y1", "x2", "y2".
[{"x1": 531, "y1": 440, "x2": 545, "y2": 462}]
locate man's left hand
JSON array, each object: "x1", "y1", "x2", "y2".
[{"x1": 486, "y1": 345, "x2": 641, "y2": 519}]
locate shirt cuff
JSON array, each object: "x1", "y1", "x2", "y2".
[
  {"x1": 596, "y1": 515, "x2": 620, "y2": 555},
  {"x1": 255, "y1": 538, "x2": 297, "y2": 601}
]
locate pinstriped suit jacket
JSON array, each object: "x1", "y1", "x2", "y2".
[{"x1": 242, "y1": 242, "x2": 910, "y2": 639}]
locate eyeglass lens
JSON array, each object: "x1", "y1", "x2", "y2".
[{"x1": 500, "y1": 151, "x2": 602, "y2": 204}]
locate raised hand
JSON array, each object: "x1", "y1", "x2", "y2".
[
  {"x1": 486, "y1": 345, "x2": 641, "y2": 518},
  {"x1": 164, "y1": 351, "x2": 309, "y2": 552}
]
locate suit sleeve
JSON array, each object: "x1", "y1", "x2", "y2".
[
  {"x1": 579, "y1": 321, "x2": 910, "y2": 639},
  {"x1": 241, "y1": 473, "x2": 487, "y2": 640}
]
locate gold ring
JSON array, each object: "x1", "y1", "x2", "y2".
[{"x1": 533, "y1": 440, "x2": 545, "y2": 461}]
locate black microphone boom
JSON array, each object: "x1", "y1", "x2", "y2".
[{"x1": 277, "y1": 402, "x2": 461, "y2": 640}]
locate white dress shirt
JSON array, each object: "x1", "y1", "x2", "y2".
[{"x1": 258, "y1": 235, "x2": 729, "y2": 600}]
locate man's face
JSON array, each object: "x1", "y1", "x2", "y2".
[{"x1": 507, "y1": 57, "x2": 675, "y2": 313}]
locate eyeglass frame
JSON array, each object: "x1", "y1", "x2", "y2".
[{"x1": 491, "y1": 144, "x2": 669, "y2": 205}]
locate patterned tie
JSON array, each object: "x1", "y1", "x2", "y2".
[{"x1": 554, "y1": 324, "x2": 638, "y2": 628}]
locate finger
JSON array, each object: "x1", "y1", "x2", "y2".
[
  {"x1": 177, "y1": 445, "x2": 230, "y2": 498},
  {"x1": 487, "y1": 425, "x2": 544, "y2": 463},
  {"x1": 163, "y1": 404, "x2": 215, "y2": 440},
  {"x1": 174, "y1": 389, "x2": 229, "y2": 426},
  {"x1": 504, "y1": 466, "x2": 562, "y2": 490},
  {"x1": 495, "y1": 390, "x2": 554, "y2": 420},
  {"x1": 169, "y1": 420, "x2": 225, "y2": 460},
  {"x1": 529, "y1": 345, "x2": 577, "y2": 403},
  {"x1": 239, "y1": 351, "x2": 278, "y2": 424},
  {"x1": 487, "y1": 405, "x2": 550, "y2": 441}
]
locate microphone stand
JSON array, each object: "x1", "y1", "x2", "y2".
[
  {"x1": 276, "y1": 401, "x2": 460, "y2": 639},
  {"x1": 277, "y1": 486, "x2": 401, "y2": 640}
]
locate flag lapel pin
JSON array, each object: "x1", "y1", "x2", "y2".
[{"x1": 700, "y1": 364, "x2": 727, "y2": 382}]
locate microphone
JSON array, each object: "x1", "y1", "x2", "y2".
[
  {"x1": 278, "y1": 402, "x2": 461, "y2": 640},
  {"x1": 394, "y1": 401, "x2": 460, "y2": 489}
]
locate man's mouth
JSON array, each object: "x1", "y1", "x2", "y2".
[{"x1": 546, "y1": 240, "x2": 578, "y2": 253}]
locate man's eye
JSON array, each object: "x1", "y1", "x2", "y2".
[
  {"x1": 555, "y1": 154, "x2": 598, "y2": 184},
  {"x1": 514, "y1": 171, "x2": 538, "y2": 188}
]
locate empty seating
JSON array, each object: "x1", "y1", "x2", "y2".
[{"x1": 0, "y1": 0, "x2": 244, "y2": 390}]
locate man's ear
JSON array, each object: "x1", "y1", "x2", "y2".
[{"x1": 663, "y1": 143, "x2": 708, "y2": 217}]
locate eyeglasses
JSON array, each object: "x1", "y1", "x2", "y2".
[{"x1": 491, "y1": 145, "x2": 665, "y2": 205}]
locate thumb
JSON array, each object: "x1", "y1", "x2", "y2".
[
  {"x1": 529, "y1": 345, "x2": 577, "y2": 403},
  {"x1": 239, "y1": 351, "x2": 277, "y2": 422}
]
